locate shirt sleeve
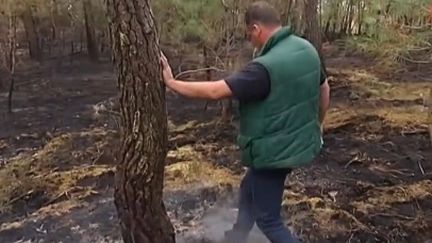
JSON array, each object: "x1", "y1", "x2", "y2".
[
  {"x1": 320, "y1": 63, "x2": 328, "y2": 85},
  {"x1": 224, "y1": 62, "x2": 271, "y2": 103}
]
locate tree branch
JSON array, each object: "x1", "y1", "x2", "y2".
[{"x1": 174, "y1": 67, "x2": 225, "y2": 79}]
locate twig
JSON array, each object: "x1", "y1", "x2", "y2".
[
  {"x1": 15, "y1": 79, "x2": 50, "y2": 88},
  {"x1": 4, "y1": 190, "x2": 34, "y2": 207},
  {"x1": 345, "y1": 153, "x2": 364, "y2": 168},
  {"x1": 398, "y1": 55, "x2": 431, "y2": 64},
  {"x1": 407, "y1": 47, "x2": 432, "y2": 52},
  {"x1": 401, "y1": 129, "x2": 428, "y2": 136},
  {"x1": 44, "y1": 191, "x2": 67, "y2": 206},
  {"x1": 346, "y1": 232, "x2": 354, "y2": 243},
  {"x1": 174, "y1": 67, "x2": 225, "y2": 79},
  {"x1": 338, "y1": 209, "x2": 371, "y2": 231},
  {"x1": 401, "y1": 24, "x2": 432, "y2": 30},
  {"x1": 220, "y1": 0, "x2": 229, "y2": 9},
  {"x1": 371, "y1": 212, "x2": 415, "y2": 221},
  {"x1": 418, "y1": 160, "x2": 425, "y2": 175}
]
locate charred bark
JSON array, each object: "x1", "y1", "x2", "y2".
[{"x1": 106, "y1": 0, "x2": 176, "y2": 242}]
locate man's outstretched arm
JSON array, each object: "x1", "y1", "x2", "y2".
[
  {"x1": 319, "y1": 78, "x2": 330, "y2": 125},
  {"x1": 164, "y1": 79, "x2": 233, "y2": 100},
  {"x1": 160, "y1": 52, "x2": 270, "y2": 102}
]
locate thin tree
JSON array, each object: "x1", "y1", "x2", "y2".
[
  {"x1": 7, "y1": 10, "x2": 17, "y2": 113},
  {"x1": 304, "y1": 0, "x2": 321, "y2": 51},
  {"x1": 304, "y1": 0, "x2": 328, "y2": 84},
  {"x1": 21, "y1": 4, "x2": 42, "y2": 61},
  {"x1": 105, "y1": 0, "x2": 176, "y2": 242},
  {"x1": 83, "y1": 0, "x2": 99, "y2": 62}
]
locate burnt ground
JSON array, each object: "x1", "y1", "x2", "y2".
[{"x1": 0, "y1": 45, "x2": 431, "y2": 243}]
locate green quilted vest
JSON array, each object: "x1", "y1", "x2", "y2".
[{"x1": 237, "y1": 27, "x2": 322, "y2": 169}]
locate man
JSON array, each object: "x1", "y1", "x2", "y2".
[{"x1": 160, "y1": 1, "x2": 330, "y2": 242}]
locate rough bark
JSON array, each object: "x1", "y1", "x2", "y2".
[
  {"x1": 304, "y1": 0, "x2": 321, "y2": 53},
  {"x1": 304, "y1": 0, "x2": 327, "y2": 75},
  {"x1": 106, "y1": 0, "x2": 176, "y2": 242},
  {"x1": 21, "y1": 5, "x2": 42, "y2": 61},
  {"x1": 83, "y1": 0, "x2": 99, "y2": 62}
]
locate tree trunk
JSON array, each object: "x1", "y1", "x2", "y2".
[
  {"x1": 50, "y1": 0, "x2": 59, "y2": 41},
  {"x1": 21, "y1": 5, "x2": 42, "y2": 61},
  {"x1": 7, "y1": 14, "x2": 17, "y2": 113},
  {"x1": 304, "y1": 0, "x2": 321, "y2": 53},
  {"x1": 304, "y1": 0, "x2": 327, "y2": 77},
  {"x1": 347, "y1": 0, "x2": 355, "y2": 34},
  {"x1": 342, "y1": 0, "x2": 353, "y2": 34},
  {"x1": 106, "y1": 0, "x2": 176, "y2": 242},
  {"x1": 83, "y1": 0, "x2": 99, "y2": 62},
  {"x1": 332, "y1": 2, "x2": 340, "y2": 34},
  {"x1": 357, "y1": 1, "x2": 365, "y2": 35},
  {"x1": 324, "y1": 16, "x2": 331, "y2": 36}
]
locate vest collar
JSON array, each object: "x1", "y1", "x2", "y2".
[{"x1": 257, "y1": 26, "x2": 293, "y2": 57}]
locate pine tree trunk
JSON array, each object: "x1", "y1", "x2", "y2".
[
  {"x1": 304, "y1": 0, "x2": 327, "y2": 75},
  {"x1": 7, "y1": 13, "x2": 17, "y2": 113},
  {"x1": 21, "y1": 5, "x2": 42, "y2": 61},
  {"x1": 50, "y1": 0, "x2": 59, "y2": 41},
  {"x1": 324, "y1": 16, "x2": 331, "y2": 35},
  {"x1": 83, "y1": 0, "x2": 99, "y2": 62},
  {"x1": 357, "y1": 1, "x2": 365, "y2": 35},
  {"x1": 332, "y1": 2, "x2": 340, "y2": 34},
  {"x1": 304, "y1": 0, "x2": 321, "y2": 53},
  {"x1": 106, "y1": 0, "x2": 176, "y2": 242},
  {"x1": 342, "y1": 0, "x2": 353, "y2": 34}
]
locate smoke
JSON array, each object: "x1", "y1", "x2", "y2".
[{"x1": 177, "y1": 206, "x2": 269, "y2": 243}]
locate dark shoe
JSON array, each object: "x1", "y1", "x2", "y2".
[{"x1": 223, "y1": 229, "x2": 247, "y2": 243}]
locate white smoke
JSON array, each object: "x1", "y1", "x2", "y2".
[{"x1": 177, "y1": 206, "x2": 269, "y2": 243}]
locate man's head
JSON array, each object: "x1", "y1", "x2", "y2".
[{"x1": 245, "y1": 1, "x2": 282, "y2": 49}]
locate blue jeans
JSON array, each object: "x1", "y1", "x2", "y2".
[{"x1": 225, "y1": 168, "x2": 300, "y2": 243}]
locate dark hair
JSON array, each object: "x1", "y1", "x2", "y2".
[{"x1": 245, "y1": 1, "x2": 281, "y2": 27}]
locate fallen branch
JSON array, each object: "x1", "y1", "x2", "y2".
[
  {"x1": 398, "y1": 55, "x2": 431, "y2": 64},
  {"x1": 418, "y1": 160, "x2": 425, "y2": 175},
  {"x1": 345, "y1": 153, "x2": 366, "y2": 168},
  {"x1": 370, "y1": 212, "x2": 415, "y2": 221},
  {"x1": 407, "y1": 47, "x2": 432, "y2": 52},
  {"x1": 401, "y1": 129, "x2": 428, "y2": 136},
  {"x1": 401, "y1": 24, "x2": 432, "y2": 30},
  {"x1": 4, "y1": 190, "x2": 34, "y2": 207}
]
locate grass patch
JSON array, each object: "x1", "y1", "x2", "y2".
[
  {"x1": 0, "y1": 128, "x2": 117, "y2": 215},
  {"x1": 345, "y1": 28, "x2": 431, "y2": 72},
  {"x1": 165, "y1": 145, "x2": 239, "y2": 190}
]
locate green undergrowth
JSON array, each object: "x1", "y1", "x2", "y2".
[{"x1": 346, "y1": 28, "x2": 432, "y2": 72}]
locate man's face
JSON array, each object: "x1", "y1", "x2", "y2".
[{"x1": 246, "y1": 23, "x2": 263, "y2": 48}]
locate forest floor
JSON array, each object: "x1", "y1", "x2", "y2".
[{"x1": 0, "y1": 44, "x2": 431, "y2": 243}]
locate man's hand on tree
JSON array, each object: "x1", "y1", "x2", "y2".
[{"x1": 160, "y1": 51, "x2": 174, "y2": 85}]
